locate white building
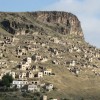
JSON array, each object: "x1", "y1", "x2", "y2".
[
  {"x1": 37, "y1": 72, "x2": 43, "y2": 78},
  {"x1": 28, "y1": 84, "x2": 40, "y2": 92},
  {"x1": 20, "y1": 62, "x2": 30, "y2": 71},
  {"x1": 44, "y1": 69, "x2": 52, "y2": 75},
  {"x1": 26, "y1": 57, "x2": 32, "y2": 64},
  {"x1": 12, "y1": 80, "x2": 28, "y2": 89}
]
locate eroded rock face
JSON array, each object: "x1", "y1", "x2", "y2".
[
  {"x1": 0, "y1": 11, "x2": 83, "y2": 37},
  {"x1": 32, "y1": 11, "x2": 83, "y2": 36}
]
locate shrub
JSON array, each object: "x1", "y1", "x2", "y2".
[{"x1": 1, "y1": 73, "x2": 13, "y2": 88}]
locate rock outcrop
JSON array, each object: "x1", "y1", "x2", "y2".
[
  {"x1": 0, "y1": 11, "x2": 83, "y2": 37},
  {"x1": 32, "y1": 11, "x2": 83, "y2": 36}
]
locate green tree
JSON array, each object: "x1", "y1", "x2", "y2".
[{"x1": 2, "y1": 73, "x2": 13, "y2": 87}]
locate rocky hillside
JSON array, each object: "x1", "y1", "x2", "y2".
[
  {"x1": 0, "y1": 11, "x2": 100, "y2": 100},
  {"x1": 0, "y1": 11, "x2": 83, "y2": 37}
]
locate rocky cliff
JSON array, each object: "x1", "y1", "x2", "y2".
[{"x1": 0, "y1": 11, "x2": 83, "y2": 37}]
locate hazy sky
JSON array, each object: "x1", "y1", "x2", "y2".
[{"x1": 0, "y1": 0, "x2": 100, "y2": 48}]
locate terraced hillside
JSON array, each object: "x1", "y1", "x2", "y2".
[{"x1": 0, "y1": 11, "x2": 100, "y2": 100}]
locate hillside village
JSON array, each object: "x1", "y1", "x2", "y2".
[{"x1": 0, "y1": 11, "x2": 100, "y2": 100}]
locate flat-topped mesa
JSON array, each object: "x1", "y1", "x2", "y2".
[{"x1": 32, "y1": 11, "x2": 83, "y2": 37}]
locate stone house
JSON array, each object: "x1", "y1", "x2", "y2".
[
  {"x1": 29, "y1": 80, "x2": 40, "y2": 85},
  {"x1": 70, "y1": 60, "x2": 76, "y2": 66},
  {"x1": 12, "y1": 37, "x2": 19, "y2": 43},
  {"x1": 69, "y1": 48, "x2": 73, "y2": 53},
  {"x1": 32, "y1": 31, "x2": 38, "y2": 35},
  {"x1": 19, "y1": 62, "x2": 30, "y2": 71},
  {"x1": 69, "y1": 67, "x2": 80, "y2": 75},
  {"x1": 89, "y1": 57, "x2": 93, "y2": 62},
  {"x1": 0, "y1": 60, "x2": 7, "y2": 68},
  {"x1": 52, "y1": 60, "x2": 59, "y2": 65},
  {"x1": 42, "y1": 95, "x2": 47, "y2": 100},
  {"x1": 26, "y1": 71, "x2": 34, "y2": 78},
  {"x1": 31, "y1": 65, "x2": 39, "y2": 72},
  {"x1": 48, "y1": 48, "x2": 58, "y2": 55},
  {"x1": 12, "y1": 80, "x2": 28, "y2": 89},
  {"x1": 43, "y1": 69, "x2": 52, "y2": 75},
  {"x1": 28, "y1": 84, "x2": 40, "y2": 92},
  {"x1": 41, "y1": 43, "x2": 46, "y2": 47},
  {"x1": 30, "y1": 46, "x2": 38, "y2": 52},
  {"x1": 25, "y1": 45, "x2": 38, "y2": 52},
  {"x1": 16, "y1": 46, "x2": 27, "y2": 56},
  {"x1": 16, "y1": 30, "x2": 26, "y2": 35},
  {"x1": 84, "y1": 54, "x2": 88, "y2": 58},
  {"x1": 16, "y1": 47, "x2": 27, "y2": 56},
  {"x1": 41, "y1": 57, "x2": 48, "y2": 63},
  {"x1": 4, "y1": 36, "x2": 12, "y2": 44},
  {"x1": 73, "y1": 46, "x2": 78, "y2": 50},
  {"x1": 20, "y1": 72, "x2": 27, "y2": 79},
  {"x1": 51, "y1": 37, "x2": 60, "y2": 44},
  {"x1": 25, "y1": 45, "x2": 31, "y2": 51},
  {"x1": 25, "y1": 57, "x2": 32, "y2": 64},
  {"x1": 16, "y1": 72, "x2": 27, "y2": 80},
  {"x1": 59, "y1": 41, "x2": 66, "y2": 46},
  {"x1": 46, "y1": 83, "x2": 53, "y2": 91},
  {"x1": 95, "y1": 53, "x2": 100, "y2": 58},
  {"x1": 37, "y1": 72, "x2": 43, "y2": 78},
  {"x1": 24, "y1": 40, "x2": 32, "y2": 45},
  {"x1": 32, "y1": 54, "x2": 42, "y2": 62},
  {"x1": 76, "y1": 48, "x2": 81, "y2": 52}
]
